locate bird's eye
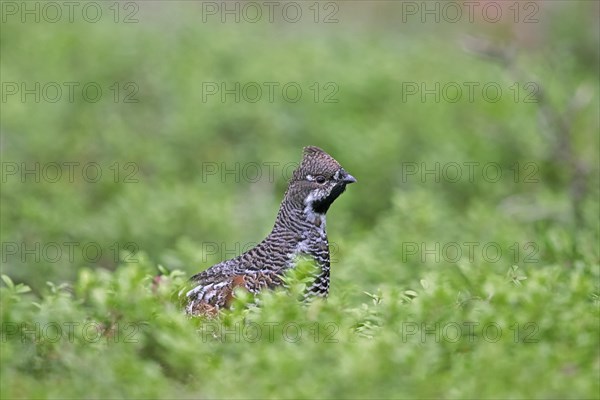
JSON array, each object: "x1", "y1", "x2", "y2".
[{"x1": 315, "y1": 176, "x2": 326, "y2": 184}]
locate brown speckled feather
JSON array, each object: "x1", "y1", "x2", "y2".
[{"x1": 186, "y1": 146, "x2": 356, "y2": 316}]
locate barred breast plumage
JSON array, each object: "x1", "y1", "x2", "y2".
[{"x1": 186, "y1": 146, "x2": 356, "y2": 316}]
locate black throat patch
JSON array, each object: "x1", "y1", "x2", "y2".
[{"x1": 312, "y1": 184, "x2": 347, "y2": 214}]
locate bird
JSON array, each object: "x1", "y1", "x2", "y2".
[{"x1": 185, "y1": 146, "x2": 356, "y2": 316}]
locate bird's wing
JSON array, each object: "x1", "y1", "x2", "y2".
[{"x1": 186, "y1": 262, "x2": 284, "y2": 315}]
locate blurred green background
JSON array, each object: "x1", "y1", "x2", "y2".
[{"x1": 1, "y1": 1, "x2": 599, "y2": 399}]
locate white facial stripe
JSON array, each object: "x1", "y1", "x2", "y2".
[
  {"x1": 306, "y1": 175, "x2": 315, "y2": 181},
  {"x1": 303, "y1": 191, "x2": 325, "y2": 224},
  {"x1": 304, "y1": 191, "x2": 317, "y2": 207}
]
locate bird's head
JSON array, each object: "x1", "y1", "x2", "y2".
[{"x1": 288, "y1": 146, "x2": 356, "y2": 215}]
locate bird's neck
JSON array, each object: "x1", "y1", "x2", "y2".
[
  {"x1": 269, "y1": 193, "x2": 331, "y2": 298},
  {"x1": 272, "y1": 195, "x2": 327, "y2": 238}
]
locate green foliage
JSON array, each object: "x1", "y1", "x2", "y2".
[
  {"x1": 2, "y1": 258, "x2": 598, "y2": 398},
  {"x1": 2, "y1": 2, "x2": 599, "y2": 399}
]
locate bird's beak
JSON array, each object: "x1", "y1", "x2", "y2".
[{"x1": 343, "y1": 173, "x2": 357, "y2": 184}]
